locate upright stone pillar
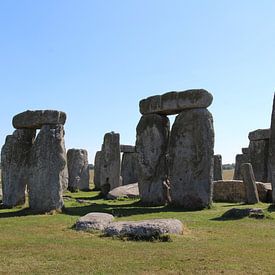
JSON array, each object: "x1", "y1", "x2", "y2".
[
  {"x1": 93, "y1": 151, "x2": 102, "y2": 191},
  {"x1": 136, "y1": 114, "x2": 170, "y2": 206},
  {"x1": 67, "y1": 149, "x2": 90, "y2": 192},
  {"x1": 121, "y1": 152, "x2": 139, "y2": 185},
  {"x1": 213, "y1": 154, "x2": 223, "y2": 181},
  {"x1": 28, "y1": 125, "x2": 66, "y2": 212},
  {"x1": 169, "y1": 108, "x2": 214, "y2": 209},
  {"x1": 1, "y1": 129, "x2": 36, "y2": 207},
  {"x1": 100, "y1": 132, "x2": 121, "y2": 195},
  {"x1": 270, "y1": 94, "x2": 275, "y2": 202},
  {"x1": 233, "y1": 154, "x2": 250, "y2": 180}
]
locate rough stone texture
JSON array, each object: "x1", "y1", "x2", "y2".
[
  {"x1": 75, "y1": 213, "x2": 114, "y2": 231},
  {"x1": 120, "y1": 145, "x2": 136, "y2": 153},
  {"x1": 241, "y1": 163, "x2": 260, "y2": 204},
  {"x1": 121, "y1": 152, "x2": 139, "y2": 186},
  {"x1": 248, "y1": 129, "x2": 270, "y2": 141},
  {"x1": 107, "y1": 183, "x2": 139, "y2": 200},
  {"x1": 139, "y1": 89, "x2": 213, "y2": 115},
  {"x1": 28, "y1": 125, "x2": 67, "y2": 212},
  {"x1": 169, "y1": 108, "x2": 214, "y2": 209},
  {"x1": 104, "y1": 219, "x2": 183, "y2": 238},
  {"x1": 1, "y1": 129, "x2": 36, "y2": 207},
  {"x1": 13, "y1": 110, "x2": 66, "y2": 129},
  {"x1": 67, "y1": 149, "x2": 90, "y2": 192},
  {"x1": 136, "y1": 114, "x2": 170, "y2": 206},
  {"x1": 270, "y1": 94, "x2": 275, "y2": 203},
  {"x1": 233, "y1": 154, "x2": 250, "y2": 180},
  {"x1": 220, "y1": 208, "x2": 265, "y2": 220},
  {"x1": 242, "y1": 148, "x2": 249, "y2": 154},
  {"x1": 100, "y1": 132, "x2": 121, "y2": 195},
  {"x1": 249, "y1": 139, "x2": 269, "y2": 182},
  {"x1": 213, "y1": 154, "x2": 223, "y2": 181},
  {"x1": 93, "y1": 151, "x2": 102, "y2": 191},
  {"x1": 213, "y1": 180, "x2": 272, "y2": 203}
]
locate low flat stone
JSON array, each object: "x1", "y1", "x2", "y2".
[
  {"x1": 139, "y1": 89, "x2": 213, "y2": 115},
  {"x1": 75, "y1": 212, "x2": 114, "y2": 231},
  {"x1": 120, "y1": 145, "x2": 136, "y2": 153},
  {"x1": 104, "y1": 219, "x2": 183, "y2": 239},
  {"x1": 107, "y1": 183, "x2": 139, "y2": 200},
  {"x1": 220, "y1": 208, "x2": 265, "y2": 220},
  {"x1": 13, "y1": 110, "x2": 67, "y2": 129},
  {"x1": 248, "y1": 129, "x2": 270, "y2": 141}
]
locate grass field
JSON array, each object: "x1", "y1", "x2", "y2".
[
  {"x1": 0, "y1": 183, "x2": 275, "y2": 274},
  {"x1": 223, "y1": 169, "x2": 234, "y2": 180}
]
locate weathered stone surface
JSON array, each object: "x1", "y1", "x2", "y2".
[
  {"x1": 270, "y1": 94, "x2": 275, "y2": 203},
  {"x1": 12, "y1": 110, "x2": 66, "y2": 129},
  {"x1": 213, "y1": 180, "x2": 271, "y2": 203},
  {"x1": 242, "y1": 148, "x2": 249, "y2": 154},
  {"x1": 220, "y1": 208, "x2": 265, "y2": 220},
  {"x1": 169, "y1": 109, "x2": 214, "y2": 209},
  {"x1": 104, "y1": 219, "x2": 183, "y2": 239},
  {"x1": 139, "y1": 89, "x2": 213, "y2": 115},
  {"x1": 120, "y1": 145, "x2": 136, "y2": 153},
  {"x1": 93, "y1": 151, "x2": 102, "y2": 191},
  {"x1": 233, "y1": 154, "x2": 250, "y2": 180},
  {"x1": 121, "y1": 152, "x2": 139, "y2": 186},
  {"x1": 28, "y1": 125, "x2": 67, "y2": 212},
  {"x1": 249, "y1": 139, "x2": 269, "y2": 182},
  {"x1": 67, "y1": 149, "x2": 90, "y2": 192},
  {"x1": 248, "y1": 129, "x2": 270, "y2": 141},
  {"x1": 75, "y1": 213, "x2": 114, "y2": 231},
  {"x1": 136, "y1": 114, "x2": 170, "y2": 206},
  {"x1": 1, "y1": 129, "x2": 36, "y2": 207},
  {"x1": 241, "y1": 163, "x2": 259, "y2": 204},
  {"x1": 100, "y1": 132, "x2": 121, "y2": 195},
  {"x1": 214, "y1": 154, "x2": 223, "y2": 181},
  {"x1": 107, "y1": 183, "x2": 139, "y2": 200}
]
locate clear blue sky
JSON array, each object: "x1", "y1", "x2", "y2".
[{"x1": 0, "y1": 1, "x2": 275, "y2": 163}]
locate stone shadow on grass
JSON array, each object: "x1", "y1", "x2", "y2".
[
  {"x1": 267, "y1": 204, "x2": 275, "y2": 212},
  {"x1": 0, "y1": 206, "x2": 48, "y2": 218}
]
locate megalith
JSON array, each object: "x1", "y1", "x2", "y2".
[
  {"x1": 213, "y1": 154, "x2": 223, "y2": 181},
  {"x1": 270, "y1": 94, "x2": 275, "y2": 202},
  {"x1": 168, "y1": 108, "x2": 214, "y2": 209},
  {"x1": 28, "y1": 125, "x2": 67, "y2": 212},
  {"x1": 136, "y1": 114, "x2": 170, "y2": 205},
  {"x1": 67, "y1": 149, "x2": 90, "y2": 192},
  {"x1": 100, "y1": 132, "x2": 121, "y2": 195},
  {"x1": 121, "y1": 152, "x2": 139, "y2": 185},
  {"x1": 93, "y1": 151, "x2": 102, "y2": 191},
  {"x1": 1, "y1": 129, "x2": 36, "y2": 207},
  {"x1": 233, "y1": 154, "x2": 250, "y2": 180}
]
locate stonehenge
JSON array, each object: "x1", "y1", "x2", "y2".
[
  {"x1": 270, "y1": 94, "x2": 275, "y2": 203},
  {"x1": 121, "y1": 152, "x2": 138, "y2": 186},
  {"x1": 213, "y1": 155, "x2": 223, "y2": 181}
]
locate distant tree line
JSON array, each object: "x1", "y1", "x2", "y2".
[{"x1": 222, "y1": 163, "x2": 235, "y2": 170}]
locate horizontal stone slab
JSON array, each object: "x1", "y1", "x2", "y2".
[
  {"x1": 120, "y1": 145, "x2": 136, "y2": 153},
  {"x1": 107, "y1": 183, "x2": 139, "y2": 200},
  {"x1": 248, "y1": 129, "x2": 270, "y2": 141},
  {"x1": 139, "y1": 89, "x2": 213, "y2": 115},
  {"x1": 13, "y1": 110, "x2": 67, "y2": 129}
]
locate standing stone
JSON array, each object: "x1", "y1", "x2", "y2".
[
  {"x1": 67, "y1": 149, "x2": 90, "y2": 192},
  {"x1": 120, "y1": 145, "x2": 136, "y2": 153},
  {"x1": 100, "y1": 132, "x2": 121, "y2": 195},
  {"x1": 136, "y1": 114, "x2": 170, "y2": 205},
  {"x1": 121, "y1": 152, "x2": 139, "y2": 185},
  {"x1": 233, "y1": 154, "x2": 250, "y2": 180},
  {"x1": 93, "y1": 151, "x2": 102, "y2": 191},
  {"x1": 213, "y1": 154, "x2": 223, "y2": 181},
  {"x1": 28, "y1": 125, "x2": 67, "y2": 212},
  {"x1": 270, "y1": 94, "x2": 275, "y2": 202},
  {"x1": 241, "y1": 163, "x2": 260, "y2": 204},
  {"x1": 169, "y1": 108, "x2": 214, "y2": 209},
  {"x1": 1, "y1": 129, "x2": 36, "y2": 207},
  {"x1": 242, "y1": 148, "x2": 249, "y2": 154}
]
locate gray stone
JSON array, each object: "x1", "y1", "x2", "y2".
[
  {"x1": 169, "y1": 108, "x2": 214, "y2": 209},
  {"x1": 93, "y1": 151, "x2": 102, "y2": 191},
  {"x1": 121, "y1": 152, "x2": 138, "y2": 186},
  {"x1": 248, "y1": 129, "x2": 270, "y2": 141},
  {"x1": 136, "y1": 114, "x2": 170, "y2": 206},
  {"x1": 220, "y1": 208, "x2": 265, "y2": 220},
  {"x1": 28, "y1": 124, "x2": 67, "y2": 212},
  {"x1": 100, "y1": 132, "x2": 121, "y2": 195},
  {"x1": 242, "y1": 148, "x2": 249, "y2": 154},
  {"x1": 120, "y1": 145, "x2": 136, "y2": 153},
  {"x1": 214, "y1": 154, "x2": 223, "y2": 181},
  {"x1": 107, "y1": 183, "x2": 139, "y2": 200},
  {"x1": 213, "y1": 180, "x2": 271, "y2": 203},
  {"x1": 270, "y1": 94, "x2": 275, "y2": 203},
  {"x1": 139, "y1": 89, "x2": 213, "y2": 115},
  {"x1": 104, "y1": 219, "x2": 183, "y2": 239},
  {"x1": 233, "y1": 154, "x2": 250, "y2": 180},
  {"x1": 13, "y1": 110, "x2": 66, "y2": 129},
  {"x1": 241, "y1": 163, "x2": 259, "y2": 204},
  {"x1": 75, "y1": 212, "x2": 114, "y2": 231},
  {"x1": 67, "y1": 149, "x2": 90, "y2": 192},
  {"x1": 249, "y1": 139, "x2": 269, "y2": 182},
  {"x1": 1, "y1": 129, "x2": 36, "y2": 207}
]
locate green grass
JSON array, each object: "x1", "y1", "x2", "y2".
[{"x1": 0, "y1": 189, "x2": 275, "y2": 274}]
